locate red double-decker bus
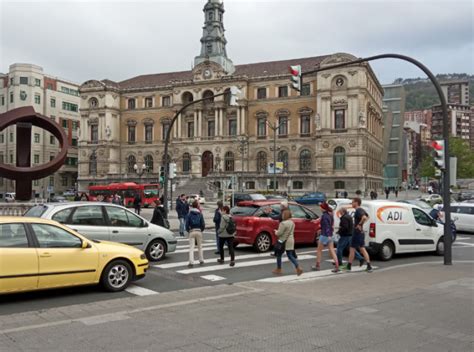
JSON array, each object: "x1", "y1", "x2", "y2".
[{"x1": 89, "y1": 182, "x2": 160, "y2": 208}]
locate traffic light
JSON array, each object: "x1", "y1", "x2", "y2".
[
  {"x1": 289, "y1": 65, "x2": 302, "y2": 92},
  {"x1": 168, "y1": 163, "x2": 177, "y2": 179},
  {"x1": 159, "y1": 166, "x2": 165, "y2": 184},
  {"x1": 431, "y1": 140, "x2": 445, "y2": 170},
  {"x1": 229, "y1": 86, "x2": 241, "y2": 106}
]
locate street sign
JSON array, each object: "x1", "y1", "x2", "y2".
[{"x1": 267, "y1": 162, "x2": 283, "y2": 174}]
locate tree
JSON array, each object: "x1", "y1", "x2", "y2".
[
  {"x1": 449, "y1": 137, "x2": 474, "y2": 178},
  {"x1": 420, "y1": 155, "x2": 435, "y2": 178}
]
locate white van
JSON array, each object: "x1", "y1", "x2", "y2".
[
  {"x1": 4, "y1": 193, "x2": 15, "y2": 203},
  {"x1": 333, "y1": 200, "x2": 444, "y2": 261}
]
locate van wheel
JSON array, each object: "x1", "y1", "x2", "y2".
[
  {"x1": 379, "y1": 240, "x2": 395, "y2": 261},
  {"x1": 435, "y1": 237, "x2": 444, "y2": 256},
  {"x1": 101, "y1": 260, "x2": 132, "y2": 292},
  {"x1": 254, "y1": 233, "x2": 272, "y2": 252}
]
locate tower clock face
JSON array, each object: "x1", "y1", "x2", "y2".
[{"x1": 203, "y1": 68, "x2": 212, "y2": 79}]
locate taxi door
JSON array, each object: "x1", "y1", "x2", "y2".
[
  {"x1": 0, "y1": 223, "x2": 38, "y2": 293},
  {"x1": 30, "y1": 223, "x2": 99, "y2": 289}
]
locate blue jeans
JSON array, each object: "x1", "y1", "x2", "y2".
[
  {"x1": 337, "y1": 236, "x2": 363, "y2": 265},
  {"x1": 179, "y1": 218, "x2": 185, "y2": 235},
  {"x1": 277, "y1": 250, "x2": 299, "y2": 269}
]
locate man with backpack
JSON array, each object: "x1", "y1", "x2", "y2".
[
  {"x1": 217, "y1": 206, "x2": 236, "y2": 267},
  {"x1": 186, "y1": 200, "x2": 205, "y2": 268}
]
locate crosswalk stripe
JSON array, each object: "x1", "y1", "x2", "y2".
[
  {"x1": 125, "y1": 285, "x2": 159, "y2": 296},
  {"x1": 176, "y1": 255, "x2": 316, "y2": 274},
  {"x1": 257, "y1": 265, "x2": 379, "y2": 283},
  {"x1": 176, "y1": 242, "x2": 215, "y2": 249},
  {"x1": 154, "y1": 249, "x2": 317, "y2": 269},
  {"x1": 457, "y1": 236, "x2": 471, "y2": 241},
  {"x1": 173, "y1": 246, "x2": 219, "y2": 254},
  {"x1": 453, "y1": 242, "x2": 474, "y2": 247},
  {"x1": 201, "y1": 275, "x2": 226, "y2": 282}
]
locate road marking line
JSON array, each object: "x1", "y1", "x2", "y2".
[
  {"x1": 257, "y1": 266, "x2": 379, "y2": 283},
  {"x1": 457, "y1": 236, "x2": 471, "y2": 240},
  {"x1": 173, "y1": 246, "x2": 219, "y2": 254},
  {"x1": 201, "y1": 275, "x2": 226, "y2": 281},
  {"x1": 176, "y1": 242, "x2": 215, "y2": 249},
  {"x1": 176, "y1": 255, "x2": 315, "y2": 274},
  {"x1": 154, "y1": 249, "x2": 317, "y2": 269},
  {"x1": 125, "y1": 285, "x2": 159, "y2": 296},
  {"x1": 79, "y1": 313, "x2": 130, "y2": 326},
  {"x1": 453, "y1": 242, "x2": 474, "y2": 247}
]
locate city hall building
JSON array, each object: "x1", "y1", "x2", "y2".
[{"x1": 78, "y1": 0, "x2": 384, "y2": 195}]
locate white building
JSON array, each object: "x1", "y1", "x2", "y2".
[{"x1": 0, "y1": 63, "x2": 81, "y2": 198}]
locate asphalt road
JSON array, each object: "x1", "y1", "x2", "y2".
[{"x1": 1, "y1": 220, "x2": 473, "y2": 316}]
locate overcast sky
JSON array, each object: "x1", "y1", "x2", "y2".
[{"x1": 1, "y1": 0, "x2": 472, "y2": 85}]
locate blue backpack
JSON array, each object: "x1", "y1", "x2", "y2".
[{"x1": 188, "y1": 212, "x2": 202, "y2": 229}]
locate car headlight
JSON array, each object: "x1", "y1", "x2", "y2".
[{"x1": 140, "y1": 254, "x2": 146, "y2": 260}]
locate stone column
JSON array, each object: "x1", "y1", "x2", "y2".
[
  {"x1": 236, "y1": 107, "x2": 241, "y2": 135},
  {"x1": 177, "y1": 114, "x2": 182, "y2": 139},
  {"x1": 198, "y1": 110, "x2": 202, "y2": 137},
  {"x1": 193, "y1": 111, "x2": 198, "y2": 138},
  {"x1": 214, "y1": 109, "x2": 219, "y2": 137},
  {"x1": 219, "y1": 108, "x2": 224, "y2": 136},
  {"x1": 241, "y1": 108, "x2": 246, "y2": 135}
]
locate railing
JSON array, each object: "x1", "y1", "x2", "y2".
[{"x1": 0, "y1": 203, "x2": 36, "y2": 216}]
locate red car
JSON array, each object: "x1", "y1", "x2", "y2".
[{"x1": 231, "y1": 200, "x2": 321, "y2": 252}]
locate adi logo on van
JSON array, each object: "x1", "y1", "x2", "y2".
[{"x1": 376, "y1": 206, "x2": 410, "y2": 224}]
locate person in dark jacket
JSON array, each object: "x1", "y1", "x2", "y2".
[
  {"x1": 150, "y1": 199, "x2": 167, "y2": 227},
  {"x1": 186, "y1": 200, "x2": 205, "y2": 267},
  {"x1": 176, "y1": 194, "x2": 189, "y2": 237},
  {"x1": 335, "y1": 207, "x2": 364, "y2": 268},
  {"x1": 217, "y1": 206, "x2": 236, "y2": 266},
  {"x1": 133, "y1": 192, "x2": 142, "y2": 215},
  {"x1": 213, "y1": 200, "x2": 224, "y2": 254},
  {"x1": 312, "y1": 202, "x2": 339, "y2": 272}
]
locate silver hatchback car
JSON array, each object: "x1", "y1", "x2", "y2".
[{"x1": 25, "y1": 202, "x2": 177, "y2": 261}]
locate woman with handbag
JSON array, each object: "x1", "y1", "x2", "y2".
[{"x1": 272, "y1": 209, "x2": 303, "y2": 276}]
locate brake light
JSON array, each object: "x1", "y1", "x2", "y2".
[{"x1": 369, "y1": 223, "x2": 376, "y2": 238}]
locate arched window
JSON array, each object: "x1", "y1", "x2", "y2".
[
  {"x1": 182, "y1": 153, "x2": 191, "y2": 173},
  {"x1": 89, "y1": 98, "x2": 98, "y2": 108},
  {"x1": 224, "y1": 151, "x2": 234, "y2": 172},
  {"x1": 89, "y1": 152, "x2": 97, "y2": 176},
  {"x1": 277, "y1": 150, "x2": 289, "y2": 172},
  {"x1": 127, "y1": 155, "x2": 136, "y2": 173},
  {"x1": 299, "y1": 149, "x2": 311, "y2": 171},
  {"x1": 182, "y1": 92, "x2": 193, "y2": 104},
  {"x1": 127, "y1": 98, "x2": 136, "y2": 110},
  {"x1": 256, "y1": 151, "x2": 267, "y2": 173},
  {"x1": 333, "y1": 147, "x2": 346, "y2": 170},
  {"x1": 144, "y1": 154, "x2": 153, "y2": 173},
  {"x1": 335, "y1": 181, "x2": 345, "y2": 189},
  {"x1": 202, "y1": 90, "x2": 214, "y2": 104}
]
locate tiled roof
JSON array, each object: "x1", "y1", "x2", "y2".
[{"x1": 117, "y1": 55, "x2": 330, "y2": 90}]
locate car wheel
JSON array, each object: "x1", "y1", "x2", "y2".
[
  {"x1": 379, "y1": 240, "x2": 395, "y2": 261},
  {"x1": 435, "y1": 237, "x2": 444, "y2": 256},
  {"x1": 101, "y1": 260, "x2": 132, "y2": 292},
  {"x1": 254, "y1": 232, "x2": 272, "y2": 252},
  {"x1": 146, "y1": 239, "x2": 167, "y2": 261}
]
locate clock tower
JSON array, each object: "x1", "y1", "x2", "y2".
[{"x1": 194, "y1": 0, "x2": 235, "y2": 75}]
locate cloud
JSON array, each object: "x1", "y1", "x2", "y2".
[{"x1": 1, "y1": 0, "x2": 472, "y2": 85}]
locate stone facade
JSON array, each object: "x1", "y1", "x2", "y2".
[{"x1": 77, "y1": 1, "x2": 384, "y2": 195}]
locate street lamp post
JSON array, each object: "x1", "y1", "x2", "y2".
[
  {"x1": 134, "y1": 163, "x2": 147, "y2": 183},
  {"x1": 266, "y1": 119, "x2": 288, "y2": 193},
  {"x1": 300, "y1": 53, "x2": 452, "y2": 265},
  {"x1": 236, "y1": 135, "x2": 249, "y2": 192}
]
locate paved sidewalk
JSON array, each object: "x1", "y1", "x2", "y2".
[{"x1": 1, "y1": 262, "x2": 473, "y2": 351}]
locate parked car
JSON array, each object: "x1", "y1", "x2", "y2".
[
  {"x1": 4, "y1": 192, "x2": 15, "y2": 203},
  {"x1": 420, "y1": 194, "x2": 443, "y2": 205},
  {"x1": 230, "y1": 193, "x2": 266, "y2": 207},
  {"x1": 327, "y1": 198, "x2": 352, "y2": 210},
  {"x1": 332, "y1": 200, "x2": 444, "y2": 261},
  {"x1": 24, "y1": 202, "x2": 177, "y2": 261},
  {"x1": 231, "y1": 200, "x2": 320, "y2": 252},
  {"x1": 444, "y1": 202, "x2": 474, "y2": 233},
  {"x1": 0, "y1": 217, "x2": 149, "y2": 295},
  {"x1": 294, "y1": 192, "x2": 326, "y2": 205},
  {"x1": 50, "y1": 196, "x2": 67, "y2": 203},
  {"x1": 398, "y1": 199, "x2": 432, "y2": 211},
  {"x1": 457, "y1": 192, "x2": 474, "y2": 202},
  {"x1": 265, "y1": 194, "x2": 287, "y2": 201},
  {"x1": 187, "y1": 194, "x2": 206, "y2": 205}
]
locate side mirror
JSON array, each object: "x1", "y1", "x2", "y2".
[
  {"x1": 142, "y1": 221, "x2": 149, "y2": 228},
  {"x1": 453, "y1": 216, "x2": 459, "y2": 222},
  {"x1": 81, "y1": 240, "x2": 89, "y2": 249}
]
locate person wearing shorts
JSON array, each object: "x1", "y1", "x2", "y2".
[
  {"x1": 347, "y1": 197, "x2": 373, "y2": 273},
  {"x1": 312, "y1": 202, "x2": 339, "y2": 272}
]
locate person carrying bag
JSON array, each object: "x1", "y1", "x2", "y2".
[
  {"x1": 217, "y1": 206, "x2": 236, "y2": 267},
  {"x1": 272, "y1": 209, "x2": 303, "y2": 276}
]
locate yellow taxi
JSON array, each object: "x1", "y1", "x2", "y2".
[{"x1": 0, "y1": 217, "x2": 149, "y2": 294}]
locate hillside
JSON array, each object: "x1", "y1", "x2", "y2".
[{"x1": 392, "y1": 74, "x2": 474, "y2": 111}]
